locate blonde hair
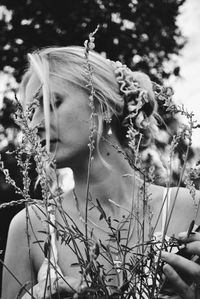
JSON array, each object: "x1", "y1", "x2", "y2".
[{"x1": 20, "y1": 46, "x2": 157, "y2": 158}]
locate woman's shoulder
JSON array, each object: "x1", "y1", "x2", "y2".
[
  {"x1": 148, "y1": 184, "x2": 200, "y2": 203},
  {"x1": 172, "y1": 186, "x2": 200, "y2": 217},
  {"x1": 9, "y1": 202, "x2": 47, "y2": 237},
  {"x1": 168, "y1": 186, "x2": 200, "y2": 212},
  {"x1": 149, "y1": 184, "x2": 200, "y2": 233}
]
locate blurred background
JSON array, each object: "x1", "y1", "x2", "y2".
[
  {"x1": 0, "y1": 0, "x2": 200, "y2": 294},
  {"x1": 171, "y1": 0, "x2": 200, "y2": 146}
]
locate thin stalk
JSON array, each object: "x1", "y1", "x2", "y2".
[{"x1": 25, "y1": 205, "x2": 34, "y2": 298}]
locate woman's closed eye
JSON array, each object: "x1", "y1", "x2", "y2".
[
  {"x1": 50, "y1": 93, "x2": 63, "y2": 111},
  {"x1": 54, "y1": 94, "x2": 63, "y2": 108},
  {"x1": 33, "y1": 93, "x2": 63, "y2": 111}
]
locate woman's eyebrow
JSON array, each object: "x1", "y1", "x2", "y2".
[
  {"x1": 53, "y1": 91, "x2": 65, "y2": 98},
  {"x1": 52, "y1": 90, "x2": 69, "y2": 100}
]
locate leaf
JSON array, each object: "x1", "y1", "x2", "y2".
[
  {"x1": 38, "y1": 230, "x2": 47, "y2": 235},
  {"x1": 116, "y1": 230, "x2": 121, "y2": 242},
  {"x1": 99, "y1": 240, "x2": 107, "y2": 251},
  {"x1": 107, "y1": 216, "x2": 111, "y2": 226},
  {"x1": 32, "y1": 240, "x2": 44, "y2": 244},
  {"x1": 113, "y1": 219, "x2": 119, "y2": 223},
  {"x1": 70, "y1": 263, "x2": 80, "y2": 267},
  {"x1": 96, "y1": 198, "x2": 107, "y2": 220},
  {"x1": 45, "y1": 219, "x2": 57, "y2": 230},
  {"x1": 99, "y1": 213, "x2": 104, "y2": 221},
  {"x1": 187, "y1": 219, "x2": 195, "y2": 237}
]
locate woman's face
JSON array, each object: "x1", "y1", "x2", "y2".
[{"x1": 26, "y1": 73, "x2": 94, "y2": 169}]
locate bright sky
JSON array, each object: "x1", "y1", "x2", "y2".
[{"x1": 172, "y1": 0, "x2": 200, "y2": 147}]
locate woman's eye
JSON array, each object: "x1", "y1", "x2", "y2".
[
  {"x1": 54, "y1": 95, "x2": 63, "y2": 108},
  {"x1": 49, "y1": 95, "x2": 63, "y2": 111}
]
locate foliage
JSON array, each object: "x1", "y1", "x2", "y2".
[{"x1": 0, "y1": 0, "x2": 185, "y2": 82}]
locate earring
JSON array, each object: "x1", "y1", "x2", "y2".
[
  {"x1": 104, "y1": 112, "x2": 112, "y2": 124},
  {"x1": 108, "y1": 127, "x2": 112, "y2": 135},
  {"x1": 105, "y1": 117, "x2": 112, "y2": 124}
]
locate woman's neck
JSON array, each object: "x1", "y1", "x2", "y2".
[{"x1": 71, "y1": 136, "x2": 139, "y2": 214}]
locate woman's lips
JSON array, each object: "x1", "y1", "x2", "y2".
[
  {"x1": 40, "y1": 139, "x2": 59, "y2": 147},
  {"x1": 50, "y1": 139, "x2": 59, "y2": 144}
]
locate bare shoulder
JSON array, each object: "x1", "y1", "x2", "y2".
[
  {"x1": 148, "y1": 184, "x2": 200, "y2": 234},
  {"x1": 169, "y1": 185, "x2": 199, "y2": 207},
  {"x1": 171, "y1": 186, "x2": 200, "y2": 221},
  {"x1": 168, "y1": 187, "x2": 200, "y2": 234},
  {"x1": 8, "y1": 203, "x2": 47, "y2": 237},
  {"x1": 2, "y1": 203, "x2": 47, "y2": 299},
  {"x1": 4, "y1": 203, "x2": 47, "y2": 265},
  {"x1": 148, "y1": 183, "x2": 200, "y2": 209}
]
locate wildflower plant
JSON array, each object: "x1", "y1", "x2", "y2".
[
  {"x1": 0, "y1": 29, "x2": 200, "y2": 299},
  {"x1": 83, "y1": 25, "x2": 99, "y2": 247}
]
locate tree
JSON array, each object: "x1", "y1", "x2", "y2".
[{"x1": 0, "y1": 0, "x2": 185, "y2": 82}]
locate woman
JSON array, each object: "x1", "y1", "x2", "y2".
[{"x1": 1, "y1": 45, "x2": 200, "y2": 299}]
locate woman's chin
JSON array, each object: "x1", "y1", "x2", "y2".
[
  {"x1": 54, "y1": 159, "x2": 67, "y2": 169},
  {"x1": 53, "y1": 155, "x2": 71, "y2": 169}
]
